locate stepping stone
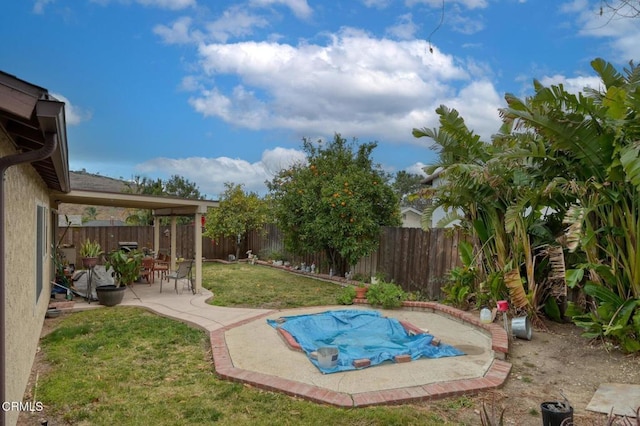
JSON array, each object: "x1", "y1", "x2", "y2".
[{"x1": 586, "y1": 383, "x2": 640, "y2": 418}]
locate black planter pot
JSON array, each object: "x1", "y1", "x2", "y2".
[
  {"x1": 541, "y1": 401, "x2": 573, "y2": 426},
  {"x1": 95, "y1": 285, "x2": 126, "y2": 307}
]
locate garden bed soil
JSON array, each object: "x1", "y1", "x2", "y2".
[{"x1": 423, "y1": 318, "x2": 640, "y2": 425}]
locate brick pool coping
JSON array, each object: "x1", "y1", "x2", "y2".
[{"x1": 210, "y1": 299, "x2": 511, "y2": 407}]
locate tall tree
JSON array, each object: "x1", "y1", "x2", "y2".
[
  {"x1": 267, "y1": 134, "x2": 401, "y2": 276},
  {"x1": 204, "y1": 183, "x2": 270, "y2": 260},
  {"x1": 82, "y1": 206, "x2": 98, "y2": 223},
  {"x1": 122, "y1": 175, "x2": 203, "y2": 225},
  {"x1": 392, "y1": 171, "x2": 430, "y2": 211},
  {"x1": 164, "y1": 175, "x2": 202, "y2": 199}
]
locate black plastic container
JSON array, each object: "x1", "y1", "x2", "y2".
[{"x1": 541, "y1": 401, "x2": 573, "y2": 426}]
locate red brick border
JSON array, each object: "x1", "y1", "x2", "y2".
[{"x1": 210, "y1": 301, "x2": 512, "y2": 407}]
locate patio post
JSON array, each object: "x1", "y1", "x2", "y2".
[
  {"x1": 170, "y1": 217, "x2": 177, "y2": 271},
  {"x1": 153, "y1": 217, "x2": 160, "y2": 257},
  {"x1": 194, "y1": 211, "x2": 203, "y2": 293}
]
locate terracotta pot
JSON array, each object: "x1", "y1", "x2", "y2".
[
  {"x1": 81, "y1": 257, "x2": 98, "y2": 268},
  {"x1": 355, "y1": 286, "x2": 368, "y2": 299}
]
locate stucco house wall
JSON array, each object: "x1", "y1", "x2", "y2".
[
  {"x1": 1, "y1": 130, "x2": 53, "y2": 426},
  {"x1": 422, "y1": 168, "x2": 460, "y2": 228},
  {"x1": 400, "y1": 207, "x2": 422, "y2": 228}
]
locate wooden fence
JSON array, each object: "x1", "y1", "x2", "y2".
[{"x1": 57, "y1": 224, "x2": 466, "y2": 299}]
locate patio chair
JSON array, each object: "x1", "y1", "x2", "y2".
[
  {"x1": 139, "y1": 256, "x2": 155, "y2": 285},
  {"x1": 161, "y1": 259, "x2": 194, "y2": 294},
  {"x1": 154, "y1": 252, "x2": 169, "y2": 281}
]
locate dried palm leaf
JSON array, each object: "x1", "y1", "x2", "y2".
[
  {"x1": 504, "y1": 268, "x2": 530, "y2": 310},
  {"x1": 547, "y1": 245, "x2": 568, "y2": 298}
]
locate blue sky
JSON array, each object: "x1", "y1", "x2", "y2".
[{"x1": 2, "y1": 1, "x2": 639, "y2": 198}]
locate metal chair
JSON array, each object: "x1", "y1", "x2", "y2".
[{"x1": 161, "y1": 260, "x2": 194, "y2": 294}]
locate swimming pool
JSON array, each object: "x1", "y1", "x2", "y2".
[{"x1": 268, "y1": 309, "x2": 464, "y2": 374}]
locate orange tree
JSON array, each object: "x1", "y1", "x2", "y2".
[{"x1": 267, "y1": 134, "x2": 400, "y2": 276}]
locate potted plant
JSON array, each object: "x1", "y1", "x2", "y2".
[
  {"x1": 355, "y1": 282, "x2": 368, "y2": 299},
  {"x1": 79, "y1": 239, "x2": 103, "y2": 268},
  {"x1": 99, "y1": 249, "x2": 143, "y2": 306}
]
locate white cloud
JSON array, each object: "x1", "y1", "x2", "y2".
[
  {"x1": 89, "y1": 0, "x2": 195, "y2": 10},
  {"x1": 153, "y1": 16, "x2": 197, "y2": 44},
  {"x1": 386, "y1": 13, "x2": 419, "y2": 40},
  {"x1": 363, "y1": 0, "x2": 393, "y2": 9},
  {"x1": 180, "y1": 75, "x2": 202, "y2": 91},
  {"x1": 51, "y1": 93, "x2": 92, "y2": 126},
  {"x1": 406, "y1": 162, "x2": 428, "y2": 176},
  {"x1": 205, "y1": 6, "x2": 270, "y2": 43},
  {"x1": 33, "y1": 0, "x2": 54, "y2": 14},
  {"x1": 136, "y1": 147, "x2": 305, "y2": 196},
  {"x1": 539, "y1": 74, "x2": 603, "y2": 94},
  {"x1": 136, "y1": 0, "x2": 195, "y2": 8},
  {"x1": 562, "y1": 0, "x2": 640, "y2": 61},
  {"x1": 189, "y1": 31, "x2": 495, "y2": 143},
  {"x1": 406, "y1": 0, "x2": 486, "y2": 35},
  {"x1": 448, "y1": 12, "x2": 485, "y2": 35},
  {"x1": 249, "y1": 0, "x2": 313, "y2": 19},
  {"x1": 405, "y1": 0, "x2": 488, "y2": 10},
  {"x1": 260, "y1": 146, "x2": 307, "y2": 175}
]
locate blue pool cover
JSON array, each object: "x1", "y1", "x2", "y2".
[{"x1": 267, "y1": 310, "x2": 464, "y2": 374}]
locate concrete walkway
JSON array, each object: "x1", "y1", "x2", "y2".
[{"x1": 52, "y1": 280, "x2": 512, "y2": 407}]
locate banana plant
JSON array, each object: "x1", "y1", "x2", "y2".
[
  {"x1": 501, "y1": 58, "x2": 640, "y2": 350},
  {"x1": 572, "y1": 282, "x2": 640, "y2": 353}
]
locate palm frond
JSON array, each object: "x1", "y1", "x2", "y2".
[
  {"x1": 619, "y1": 142, "x2": 640, "y2": 190},
  {"x1": 420, "y1": 203, "x2": 435, "y2": 230},
  {"x1": 591, "y1": 57, "x2": 625, "y2": 89}
]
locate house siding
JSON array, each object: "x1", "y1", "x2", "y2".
[
  {"x1": 401, "y1": 210, "x2": 422, "y2": 228},
  {"x1": 1, "y1": 129, "x2": 52, "y2": 426}
]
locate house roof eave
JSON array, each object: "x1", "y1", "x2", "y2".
[{"x1": 0, "y1": 70, "x2": 70, "y2": 192}]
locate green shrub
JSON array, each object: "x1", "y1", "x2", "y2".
[
  {"x1": 351, "y1": 272, "x2": 370, "y2": 283},
  {"x1": 405, "y1": 291, "x2": 428, "y2": 302},
  {"x1": 442, "y1": 241, "x2": 478, "y2": 310},
  {"x1": 366, "y1": 281, "x2": 405, "y2": 309},
  {"x1": 336, "y1": 286, "x2": 356, "y2": 305},
  {"x1": 572, "y1": 282, "x2": 640, "y2": 353},
  {"x1": 442, "y1": 265, "x2": 475, "y2": 309},
  {"x1": 258, "y1": 248, "x2": 289, "y2": 262}
]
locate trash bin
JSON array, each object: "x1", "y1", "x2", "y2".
[
  {"x1": 541, "y1": 401, "x2": 573, "y2": 426},
  {"x1": 118, "y1": 242, "x2": 138, "y2": 253}
]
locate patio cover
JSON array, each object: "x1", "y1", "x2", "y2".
[{"x1": 49, "y1": 189, "x2": 219, "y2": 293}]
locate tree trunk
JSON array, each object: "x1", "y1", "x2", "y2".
[{"x1": 326, "y1": 247, "x2": 348, "y2": 277}]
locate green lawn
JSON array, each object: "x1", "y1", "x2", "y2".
[
  {"x1": 201, "y1": 262, "x2": 345, "y2": 308},
  {"x1": 34, "y1": 264, "x2": 461, "y2": 425}
]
